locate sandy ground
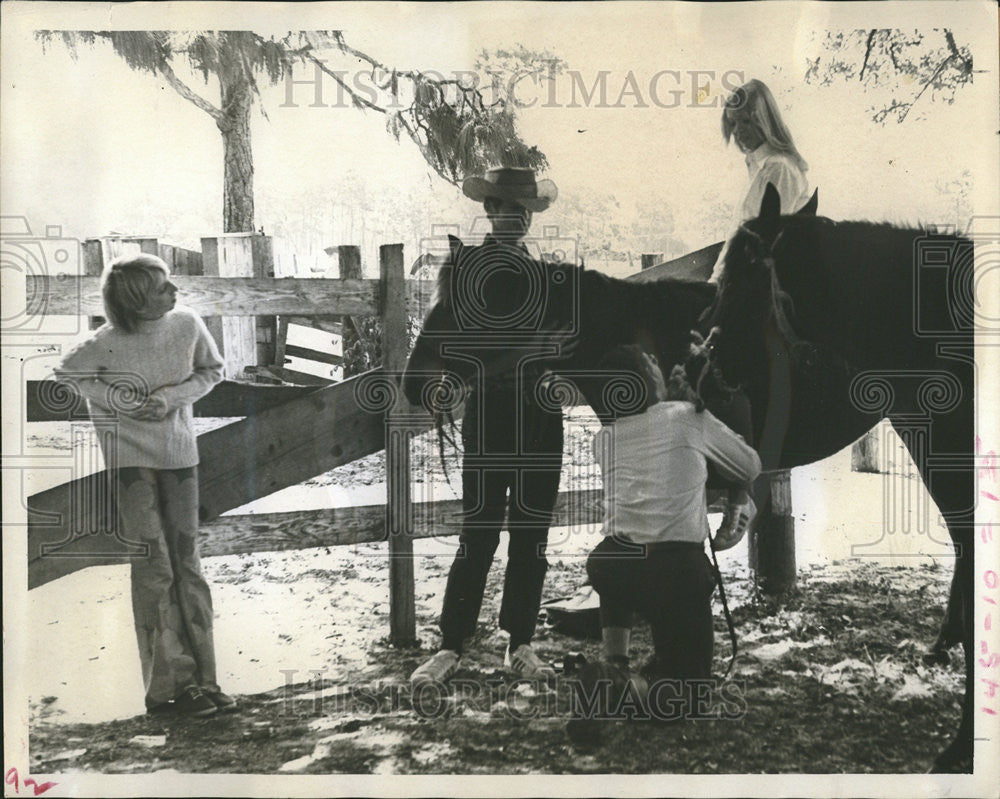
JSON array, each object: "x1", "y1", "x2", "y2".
[{"x1": 27, "y1": 546, "x2": 963, "y2": 774}]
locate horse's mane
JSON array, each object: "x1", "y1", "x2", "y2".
[
  {"x1": 432, "y1": 261, "x2": 454, "y2": 308},
  {"x1": 827, "y1": 219, "x2": 956, "y2": 236},
  {"x1": 581, "y1": 267, "x2": 714, "y2": 316},
  {"x1": 709, "y1": 213, "x2": 973, "y2": 390},
  {"x1": 729, "y1": 214, "x2": 968, "y2": 318},
  {"x1": 772, "y1": 216, "x2": 967, "y2": 266},
  {"x1": 432, "y1": 241, "x2": 715, "y2": 375},
  {"x1": 572, "y1": 269, "x2": 718, "y2": 374}
]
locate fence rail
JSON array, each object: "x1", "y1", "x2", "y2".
[
  {"x1": 27, "y1": 275, "x2": 435, "y2": 318},
  {"x1": 198, "y1": 489, "x2": 606, "y2": 556},
  {"x1": 25, "y1": 379, "x2": 317, "y2": 421}
]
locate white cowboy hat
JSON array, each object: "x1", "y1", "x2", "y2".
[{"x1": 462, "y1": 167, "x2": 558, "y2": 212}]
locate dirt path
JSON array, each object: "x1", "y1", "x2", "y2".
[{"x1": 31, "y1": 558, "x2": 961, "y2": 775}]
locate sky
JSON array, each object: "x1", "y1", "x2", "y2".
[{"x1": 2, "y1": 1, "x2": 997, "y2": 265}]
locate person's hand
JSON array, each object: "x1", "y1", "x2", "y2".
[
  {"x1": 129, "y1": 393, "x2": 169, "y2": 421},
  {"x1": 713, "y1": 496, "x2": 757, "y2": 551}
]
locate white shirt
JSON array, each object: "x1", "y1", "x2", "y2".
[
  {"x1": 594, "y1": 401, "x2": 761, "y2": 545},
  {"x1": 710, "y1": 142, "x2": 810, "y2": 282},
  {"x1": 737, "y1": 142, "x2": 811, "y2": 222}
]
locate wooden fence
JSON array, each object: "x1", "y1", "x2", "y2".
[{"x1": 24, "y1": 233, "x2": 800, "y2": 645}]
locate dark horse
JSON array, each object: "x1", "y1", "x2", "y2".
[{"x1": 402, "y1": 186, "x2": 974, "y2": 771}]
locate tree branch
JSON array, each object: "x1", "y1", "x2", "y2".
[
  {"x1": 888, "y1": 40, "x2": 901, "y2": 72},
  {"x1": 899, "y1": 52, "x2": 958, "y2": 122},
  {"x1": 304, "y1": 53, "x2": 387, "y2": 113},
  {"x1": 859, "y1": 29, "x2": 878, "y2": 81},
  {"x1": 873, "y1": 100, "x2": 910, "y2": 124},
  {"x1": 311, "y1": 35, "x2": 491, "y2": 97},
  {"x1": 943, "y1": 29, "x2": 973, "y2": 74},
  {"x1": 157, "y1": 57, "x2": 225, "y2": 122},
  {"x1": 944, "y1": 29, "x2": 961, "y2": 60}
]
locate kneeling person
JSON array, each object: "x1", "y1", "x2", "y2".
[{"x1": 570, "y1": 346, "x2": 760, "y2": 738}]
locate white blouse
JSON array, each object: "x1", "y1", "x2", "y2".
[
  {"x1": 710, "y1": 142, "x2": 810, "y2": 282},
  {"x1": 594, "y1": 401, "x2": 761, "y2": 545}
]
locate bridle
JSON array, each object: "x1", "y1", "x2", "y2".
[{"x1": 689, "y1": 326, "x2": 743, "y2": 409}]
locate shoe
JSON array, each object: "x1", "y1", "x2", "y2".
[
  {"x1": 713, "y1": 496, "x2": 757, "y2": 551},
  {"x1": 173, "y1": 686, "x2": 218, "y2": 718},
  {"x1": 205, "y1": 689, "x2": 239, "y2": 713},
  {"x1": 410, "y1": 649, "x2": 460, "y2": 689},
  {"x1": 145, "y1": 700, "x2": 174, "y2": 716},
  {"x1": 505, "y1": 644, "x2": 556, "y2": 682}
]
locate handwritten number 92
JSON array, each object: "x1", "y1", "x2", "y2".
[{"x1": 5, "y1": 768, "x2": 57, "y2": 796}]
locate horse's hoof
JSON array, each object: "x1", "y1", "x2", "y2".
[
  {"x1": 930, "y1": 754, "x2": 973, "y2": 774},
  {"x1": 921, "y1": 647, "x2": 952, "y2": 668},
  {"x1": 931, "y1": 740, "x2": 973, "y2": 773}
]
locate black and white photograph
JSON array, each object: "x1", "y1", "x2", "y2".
[{"x1": 2, "y1": 1, "x2": 999, "y2": 796}]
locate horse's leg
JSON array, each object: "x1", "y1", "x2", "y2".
[
  {"x1": 888, "y1": 400, "x2": 974, "y2": 772},
  {"x1": 923, "y1": 563, "x2": 965, "y2": 666},
  {"x1": 933, "y1": 544, "x2": 974, "y2": 773}
]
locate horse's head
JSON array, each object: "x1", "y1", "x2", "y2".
[
  {"x1": 702, "y1": 183, "x2": 814, "y2": 388},
  {"x1": 402, "y1": 234, "x2": 579, "y2": 408},
  {"x1": 744, "y1": 183, "x2": 818, "y2": 246}
]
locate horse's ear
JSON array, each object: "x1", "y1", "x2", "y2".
[
  {"x1": 796, "y1": 188, "x2": 818, "y2": 217},
  {"x1": 759, "y1": 182, "x2": 781, "y2": 221},
  {"x1": 447, "y1": 234, "x2": 464, "y2": 263}
]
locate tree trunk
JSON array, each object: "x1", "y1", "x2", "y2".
[{"x1": 219, "y1": 73, "x2": 254, "y2": 233}]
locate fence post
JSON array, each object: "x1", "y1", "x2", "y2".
[
  {"x1": 272, "y1": 317, "x2": 289, "y2": 370},
  {"x1": 852, "y1": 428, "x2": 882, "y2": 473},
  {"x1": 641, "y1": 253, "x2": 663, "y2": 270},
  {"x1": 82, "y1": 240, "x2": 105, "y2": 329},
  {"x1": 339, "y1": 245, "x2": 363, "y2": 377},
  {"x1": 201, "y1": 234, "x2": 259, "y2": 380},
  {"x1": 250, "y1": 235, "x2": 280, "y2": 367},
  {"x1": 381, "y1": 243, "x2": 417, "y2": 646},
  {"x1": 749, "y1": 470, "x2": 796, "y2": 594}
]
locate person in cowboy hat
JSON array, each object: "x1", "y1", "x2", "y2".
[
  {"x1": 410, "y1": 166, "x2": 565, "y2": 687},
  {"x1": 462, "y1": 166, "x2": 559, "y2": 217}
]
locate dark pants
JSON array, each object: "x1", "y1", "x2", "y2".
[
  {"x1": 439, "y1": 391, "x2": 563, "y2": 653},
  {"x1": 586, "y1": 536, "x2": 716, "y2": 679}
]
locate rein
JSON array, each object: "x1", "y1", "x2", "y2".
[
  {"x1": 692, "y1": 223, "x2": 800, "y2": 409},
  {"x1": 709, "y1": 530, "x2": 740, "y2": 680},
  {"x1": 434, "y1": 407, "x2": 459, "y2": 492},
  {"x1": 688, "y1": 334, "x2": 742, "y2": 681},
  {"x1": 690, "y1": 327, "x2": 742, "y2": 403},
  {"x1": 692, "y1": 233, "x2": 795, "y2": 683}
]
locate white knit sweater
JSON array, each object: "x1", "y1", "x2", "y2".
[{"x1": 54, "y1": 306, "x2": 224, "y2": 469}]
